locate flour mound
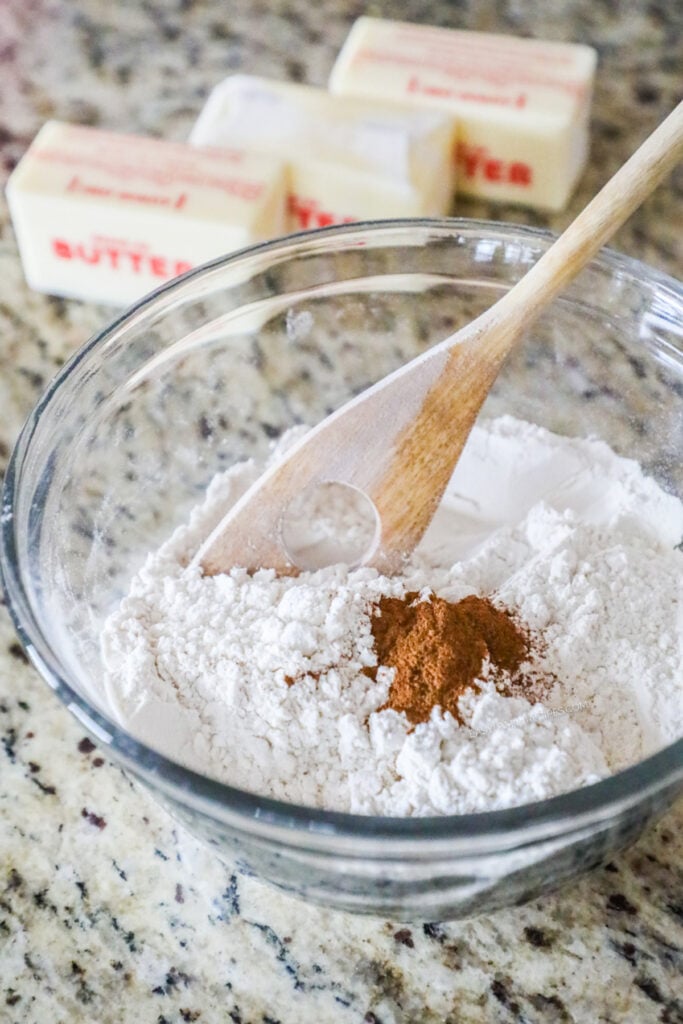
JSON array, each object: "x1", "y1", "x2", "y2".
[{"x1": 102, "y1": 417, "x2": 683, "y2": 815}]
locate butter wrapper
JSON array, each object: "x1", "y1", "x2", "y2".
[
  {"x1": 330, "y1": 18, "x2": 597, "y2": 211},
  {"x1": 190, "y1": 74, "x2": 458, "y2": 229},
  {"x1": 6, "y1": 120, "x2": 287, "y2": 306}
]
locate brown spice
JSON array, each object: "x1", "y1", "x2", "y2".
[{"x1": 369, "y1": 592, "x2": 536, "y2": 725}]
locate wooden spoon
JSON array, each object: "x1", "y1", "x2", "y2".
[{"x1": 195, "y1": 102, "x2": 683, "y2": 577}]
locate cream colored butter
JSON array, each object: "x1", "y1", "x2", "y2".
[
  {"x1": 6, "y1": 121, "x2": 287, "y2": 306},
  {"x1": 189, "y1": 75, "x2": 458, "y2": 229},
  {"x1": 330, "y1": 18, "x2": 597, "y2": 212}
]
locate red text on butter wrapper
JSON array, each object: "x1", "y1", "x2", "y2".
[
  {"x1": 67, "y1": 175, "x2": 188, "y2": 210},
  {"x1": 287, "y1": 194, "x2": 357, "y2": 229},
  {"x1": 456, "y1": 143, "x2": 532, "y2": 187},
  {"x1": 52, "y1": 238, "x2": 193, "y2": 279}
]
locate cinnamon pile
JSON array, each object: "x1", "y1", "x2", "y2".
[{"x1": 368, "y1": 591, "x2": 541, "y2": 724}]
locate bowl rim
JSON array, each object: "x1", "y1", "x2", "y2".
[{"x1": 2, "y1": 216, "x2": 682, "y2": 844}]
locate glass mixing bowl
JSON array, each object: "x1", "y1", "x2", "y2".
[{"x1": 2, "y1": 220, "x2": 682, "y2": 921}]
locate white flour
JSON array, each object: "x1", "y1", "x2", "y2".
[{"x1": 102, "y1": 416, "x2": 683, "y2": 815}]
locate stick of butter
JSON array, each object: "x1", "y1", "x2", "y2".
[
  {"x1": 329, "y1": 18, "x2": 597, "y2": 212},
  {"x1": 6, "y1": 120, "x2": 287, "y2": 306},
  {"x1": 189, "y1": 75, "x2": 458, "y2": 229}
]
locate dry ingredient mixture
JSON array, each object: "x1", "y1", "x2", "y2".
[{"x1": 102, "y1": 416, "x2": 683, "y2": 815}]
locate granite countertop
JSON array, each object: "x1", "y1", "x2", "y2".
[{"x1": 1, "y1": 1, "x2": 682, "y2": 1021}]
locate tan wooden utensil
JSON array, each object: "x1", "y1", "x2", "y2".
[{"x1": 196, "y1": 102, "x2": 683, "y2": 577}]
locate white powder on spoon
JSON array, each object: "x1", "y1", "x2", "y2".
[{"x1": 101, "y1": 416, "x2": 683, "y2": 815}]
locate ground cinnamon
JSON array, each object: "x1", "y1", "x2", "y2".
[{"x1": 368, "y1": 592, "x2": 535, "y2": 724}]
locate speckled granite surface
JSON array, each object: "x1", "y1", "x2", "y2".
[{"x1": 1, "y1": 1, "x2": 682, "y2": 1021}]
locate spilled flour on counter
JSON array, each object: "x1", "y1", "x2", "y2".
[{"x1": 102, "y1": 417, "x2": 683, "y2": 815}]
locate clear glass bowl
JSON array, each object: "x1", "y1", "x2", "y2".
[{"x1": 2, "y1": 219, "x2": 682, "y2": 921}]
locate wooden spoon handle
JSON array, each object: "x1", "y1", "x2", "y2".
[
  {"x1": 369, "y1": 101, "x2": 683, "y2": 570},
  {"x1": 489, "y1": 101, "x2": 683, "y2": 333}
]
